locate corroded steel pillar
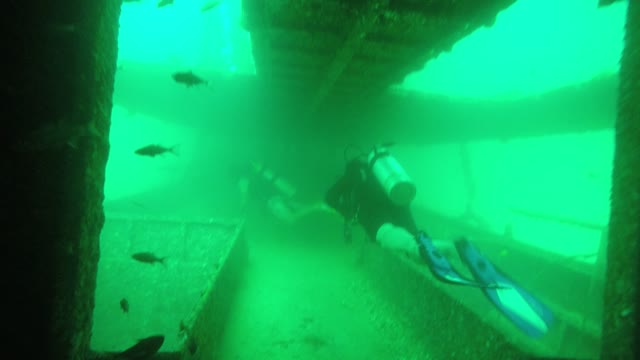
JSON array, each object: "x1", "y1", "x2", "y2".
[
  {"x1": 4, "y1": 1, "x2": 120, "y2": 359},
  {"x1": 601, "y1": 1, "x2": 640, "y2": 358}
]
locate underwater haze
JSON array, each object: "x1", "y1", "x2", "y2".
[{"x1": 92, "y1": 0, "x2": 628, "y2": 359}]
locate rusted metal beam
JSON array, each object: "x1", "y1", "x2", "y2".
[
  {"x1": 242, "y1": 0, "x2": 273, "y2": 79},
  {"x1": 387, "y1": 0, "x2": 514, "y2": 18},
  {"x1": 268, "y1": 64, "x2": 324, "y2": 80},
  {"x1": 268, "y1": 30, "x2": 339, "y2": 53},
  {"x1": 267, "y1": 22, "x2": 343, "y2": 39},
  {"x1": 305, "y1": 0, "x2": 390, "y2": 119},
  {"x1": 352, "y1": 0, "x2": 516, "y2": 102},
  {"x1": 510, "y1": 208, "x2": 607, "y2": 231},
  {"x1": 311, "y1": 74, "x2": 617, "y2": 145},
  {"x1": 269, "y1": 50, "x2": 332, "y2": 69}
]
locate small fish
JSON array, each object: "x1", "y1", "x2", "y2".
[
  {"x1": 134, "y1": 144, "x2": 178, "y2": 157},
  {"x1": 120, "y1": 298, "x2": 129, "y2": 313},
  {"x1": 116, "y1": 335, "x2": 164, "y2": 360},
  {"x1": 157, "y1": 0, "x2": 174, "y2": 7},
  {"x1": 172, "y1": 71, "x2": 208, "y2": 87},
  {"x1": 132, "y1": 252, "x2": 167, "y2": 266},
  {"x1": 201, "y1": 0, "x2": 222, "y2": 12}
]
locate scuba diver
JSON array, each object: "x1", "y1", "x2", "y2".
[
  {"x1": 236, "y1": 161, "x2": 331, "y2": 224},
  {"x1": 325, "y1": 143, "x2": 554, "y2": 338}
]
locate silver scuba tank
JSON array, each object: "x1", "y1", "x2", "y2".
[
  {"x1": 250, "y1": 161, "x2": 297, "y2": 198},
  {"x1": 368, "y1": 145, "x2": 416, "y2": 206}
]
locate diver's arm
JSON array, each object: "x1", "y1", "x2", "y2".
[
  {"x1": 324, "y1": 176, "x2": 350, "y2": 214},
  {"x1": 266, "y1": 195, "x2": 339, "y2": 224},
  {"x1": 297, "y1": 201, "x2": 337, "y2": 217},
  {"x1": 288, "y1": 201, "x2": 340, "y2": 223}
]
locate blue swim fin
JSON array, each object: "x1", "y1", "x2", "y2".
[
  {"x1": 455, "y1": 239, "x2": 554, "y2": 338},
  {"x1": 417, "y1": 232, "x2": 489, "y2": 288}
]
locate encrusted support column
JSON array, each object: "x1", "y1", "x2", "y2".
[
  {"x1": 601, "y1": 1, "x2": 640, "y2": 358},
  {"x1": 4, "y1": 0, "x2": 120, "y2": 359}
]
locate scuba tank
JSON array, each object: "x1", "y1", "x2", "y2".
[
  {"x1": 250, "y1": 161, "x2": 297, "y2": 199},
  {"x1": 246, "y1": 161, "x2": 299, "y2": 222},
  {"x1": 367, "y1": 144, "x2": 416, "y2": 206}
]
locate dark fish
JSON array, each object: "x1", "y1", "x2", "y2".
[
  {"x1": 201, "y1": 0, "x2": 222, "y2": 12},
  {"x1": 134, "y1": 144, "x2": 178, "y2": 157},
  {"x1": 172, "y1": 71, "x2": 208, "y2": 87},
  {"x1": 116, "y1": 335, "x2": 164, "y2": 360},
  {"x1": 132, "y1": 252, "x2": 167, "y2": 266},
  {"x1": 120, "y1": 298, "x2": 129, "y2": 313},
  {"x1": 157, "y1": 0, "x2": 174, "y2": 7}
]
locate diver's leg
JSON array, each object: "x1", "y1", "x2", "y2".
[
  {"x1": 375, "y1": 227, "x2": 490, "y2": 288},
  {"x1": 375, "y1": 224, "x2": 459, "y2": 260},
  {"x1": 376, "y1": 223, "x2": 421, "y2": 257},
  {"x1": 454, "y1": 239, "x2": 554, "y2": 338}
]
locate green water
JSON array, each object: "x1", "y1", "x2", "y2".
[{"x1": 93, "y1": 0, "x2": 628, "y2": 359}]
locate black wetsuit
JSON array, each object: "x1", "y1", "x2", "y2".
[{"x1": 325, "y1": 159, "x2": 418, "y2": 241}]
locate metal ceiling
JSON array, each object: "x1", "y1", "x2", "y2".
[{"x1": 241, "y1": 0, "x2": 517, "y2": 117}]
